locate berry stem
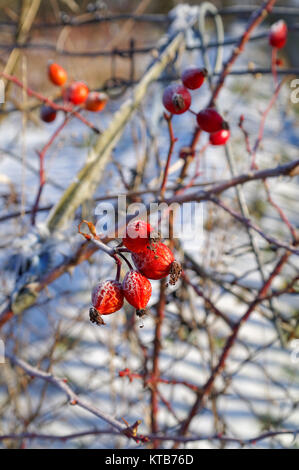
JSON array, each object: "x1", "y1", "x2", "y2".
[
  {"x1": 118, "y1": 252, "x2": 133, "y2": 271},
  {"x1": 114, "y1": 255, "x2": 122, "y2": 281},
  {"x1": 271, "y1": 46, "x2": 278, "y2": 87},
  {"x1": 160, "y1": 113, "x2": 178, "y2": 198}
]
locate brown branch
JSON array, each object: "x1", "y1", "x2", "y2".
[
  {"x1": 177, "y1": 251, "x2": 290, "y2": 440},
  {"x1": 5, "y1": 352, "x2": 141, "y2": 441},
  {"x1": 150, "y1": 279, "x2": 167, "y2": 448},
  {"x1": 209, "y1": 197, "x2": 298, "y2": 255},
  {"x1": 31, "y1": 115, "x2": 71, "y2": 225},
  {"x1": 211, "y1": 0, "x2": 277, "y2": 104}
]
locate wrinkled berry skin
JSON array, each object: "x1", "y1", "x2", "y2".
[
  {"x1": 196, "y1": 108, "x2": 224, "y2": 133},
  {"x1": 209, "y1": 129, "x2": 230, "y2": 146},
  {"x1": 40, "y1": 105, "x2": 57, "y2": 123},
  {"x1": 269, "y1": 20, "x2": 288, "y2": 49},
  {"x1": 132, "y1": 242, "x2": 175, "y2": 280},
  {"x1": 91, "y1": 280, "x2": 124, "y2": 315},
  {"x1": 48, "y1": 62, "x2": 67, "y2": 86},
  {"x1": 85, "y1": 92, "x2": 109, "y2": 112},
  {"x1": 64, "y1": 81, "x2": 89, "y2": 105},
  {"x1": 123, "y1": 220, "x2": 155, "y2": 253},
  {"x1": 182, "y1": 67, "x2": 207, "y2": 90},
  {"x1": 162, "y1": 84, "x2": 191, "y2": 114},
  {"x1": 122, "y1": 270, "x2": 152, "y2": 310}
]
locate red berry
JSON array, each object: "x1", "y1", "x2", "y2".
[
  {"x1": 40, "y1": 105, "x2": 57, "y2": 123},
  {"x1": 122, "y1": 271, "x2": 152, "y2": 315},
  {"x1": 182, "y1": 67, "x2": 207, "y2": 90},
  {"x1": 162, "y1": 84, "x2": 191, "y2": 114},
  {"x1": 91, "y1": 280, "x2": 124, "y2": 315},
  {"x1": 64, "y1": 81, "x2": 89, "y2": 105},
  {"x1": 123, "y1": 219, "x2": 156, "y2": 253},
  {"x1": 48, "y1": 62, "x2": 67, "y2": 86},
  {"x1": 196, "y1": 108, "x2": 225, "y2": 133},
  {"x1": 209, "y1": 129, "x2": 230, "y2": 146},
  {"x1": 85, "y1": 91, "x2": 109, "y2": 112},
  {"x1": 132, "y1": 242, "x2": 181, "y2": 284},
  {"x1": 269, "y1": 20, "x2": 288, "y2": 49}
]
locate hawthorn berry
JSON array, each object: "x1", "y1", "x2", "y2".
[
  {"x1": 209, "y1": 128, "x2": 230, "y2": 146},
  {"x1": 64, "y1": 81, "x2": 89, "y2": 105},
  {"x1": 122, "y1": 270, "x2": 152, "y2": 317},
  {"x1": 90, "y1": 280, "x2": 124, "y2": 325},
  {"x1": 122, "y1": 219, "x2": 158, "y2": 253},
  {"x1": 269, "y1": 20, "x2": 288, "y2": 49},
  {"x1": 85, "y1": 91, "x2": 109, "y2": 112},
  {"x1": 132, "y1": 242, "x2": 182, "y2": 284},
  {"x1": 196, "y1": 108, "x2": 225, "y2": 133},
  {"x1": 182, "y1": 66, "x2": 207, "y2": 90},
  {"x1": 40, "y1": 105, "x2": 57, "y2": 123},
  {"x1": 162, "y1": 84, "x2": 191, "y2": 115},
  {"x1": 48, "y1": 62, "x2": 67, "y2": 86}
]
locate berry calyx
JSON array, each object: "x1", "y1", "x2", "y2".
[
  {"x1": 85, "y1": 91, "x2": 109, "y2": 112},
  {"x1": 269, "y1": 20, "x2": 288, "y2": 49},
  {"x1": 131, "y1": 242, "x2": 181, "y2": 284},
  {"x1": 122, "y1": 219, "x2": 158, "y2": 253},
  {"x1": 196, "y1": 108, "x2": 225, "y2": 133},
  {"x1": 162, "y1": 84, "x2": 191, "y2": 115},
  {"x1": 182, "y1": 66, "x2": 207, "y2": 90},
  {"x1": 48, "y1": 62, "x2": 67, "y2": 86},
  {"x1": 64, "y1": 81, "x2": 89, "y2": 105},
  {"x1": 40, "y1": 105, "x2": 57, "y2": 123},
  {"x1": 90, "y1": 280, "x2": 124, "y2": 325},
  {"x1": 122, "y1": 270, "x2": 152, "y2": 317},
  {"x1": 209, "y1": 128, "x2": 230, "y2": 146}
]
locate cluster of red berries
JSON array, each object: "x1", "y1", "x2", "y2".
[
  {"x1": 40, "y1": 62, "x2": 109, "y2": 123},
  {"x1": 162, "y1": 66, "x2": 230, "y2": 146},
  {"x1": 89, "y1": 220, "x2": 182, "y2": 326}
]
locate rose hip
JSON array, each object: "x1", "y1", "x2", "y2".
[
  {"x1": 196, "y1": 108, "x2": 225, "y2": 133},
  {"x1": 182, "y1": 67, "x2": 207, "y2": 90},
  {"x1": 162, "y1": 84, "x2": 191, "y2": 114}
]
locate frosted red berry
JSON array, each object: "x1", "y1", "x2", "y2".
[
  {"x1": 131, "y1": 242, "x2": 181, "y2": 284},
  {"x1": 122, "y1": 219, "x2": 157, "y2": 253},
  {"x1": 182, "y1": 67, "x2": 207, "y2": 90},
  {"x1": 85, "y1": 92, "x2": 109, "y2": 112},
  {"x1": 162, "y1": 84, "x2": 191, "y2": 114},
  {"x1": 269, "y1": 20, "x2": 288, "y2": 49},
  {"x1": 209, "y1": 129, "x2": 230, "y2": 146},
  {"x1": 196, "y1": 108, "x2": 225, "y2": 133},
  {"x1": 48, "y1": 62, "x2": 67, "y2": 86},
  {"x1": 40, "y1": 105, "x2": 57, "y2": 123},
  {"x1": 122, "y1": 270, "x2": 152, "y2": 316},
  {"x1": 91, "y1": 280, "x2": 124, "y2": 317},
  {"x1": 64, "y1": 81, "x2": 89, "y2": 105}
]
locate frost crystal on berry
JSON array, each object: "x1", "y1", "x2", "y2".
[
  {"x1": 122, "y1": 270, "x2": 152, "y2": 317},
  {"x1": 91, "y1": 280, "x2": 124, "y2": 322}
]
